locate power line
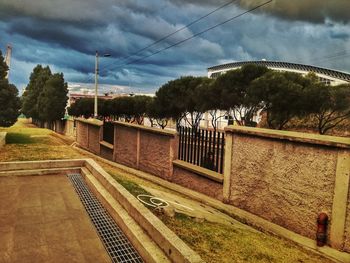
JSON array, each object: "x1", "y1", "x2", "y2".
[
  {"x1": 309, "y1": 50, "x2": 350, "y2": 64},
  {"x1": 99, "y1": 0, "x2": 238, "y2": 73},
  {"x1": 105, "y1": 0, "x2": 272, "y2": 71},
  {"x1": 308, "y1": 49, "x2": 348, "y2": 62}
]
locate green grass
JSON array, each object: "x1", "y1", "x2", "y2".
[
  {"x1": 158, "y1": 213, "x2": 332, "y2": 263},
  {"x1": 114, "y1": 177, "x2": 150, "y2": 197},
  {"x1": 6, "y1": 133, "x2": 36, "y2": 144}
]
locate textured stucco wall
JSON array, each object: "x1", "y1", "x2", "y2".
[
  {"x1": 88, "y1": 125, "x2": 101, "y2": 154},
  {"x1": 173, "y1": 166, "x2": 223, "y2": 200},
  {"x1": 228, "y1": 133, "x2": 338, "y2": 239},
  {"x1": 114, "y1": 126, "x2": 138, "y2": 168},
  {"x1": 76, "y1": 122, "x2": 88, "y2": 148},
  {"x1": 139, "y1": 131, "x2": 174, "y2": 180},
  {"x1": 344, "y1": 191, "x2": 350, "y2": 252}
]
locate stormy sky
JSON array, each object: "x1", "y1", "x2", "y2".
[{"x1": 0, "y1": 0, "x2": 349, "y2": 94}]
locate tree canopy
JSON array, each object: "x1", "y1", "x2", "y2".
[
  {"x1": 37, "y1": 73, "x2": 68, "y2": 122},
  {"x1": 67, "y1": 63, "x2": 350, "y2": 135},
  {"x1": 22, "y1": 65, "x2": 68, "y2": 123},
  {"x1": 213, "y1": 64, "x2": 270, "y2": 126},
  {"x1": 0, "y1": 50, "x2": 20, "y2": 127}
]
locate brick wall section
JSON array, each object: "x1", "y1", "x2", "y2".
[
  {"x1": 100, "y1": 145, "x2": 113, "y2": 161},
  {"x1": 114, "y1": 125, "x2": 138, "y2": 168},
  {"x1": 228, "y1": 133, "x2": 337, "y2": 239},
  {"x1": 76, "y1": 121, "x2": 88, "y2": 149},
  {"x1": 139, "y1": 131, "x2": 175, "y2": 180},
  {"x1": 88, "y1": 125, "x2": 101, "y2": 154},
  {"x1": 113, "y1": 122, "x2": 178, "y2": 179},
  {"x1": 172, "y1": 166, "x2": 223, "y2": 200}
]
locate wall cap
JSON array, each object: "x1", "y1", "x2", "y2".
[
  {"x1": 173, "y1": 160, "x2": 223, "y2": 183},
  {"x1": 100, "y1": 140, "x2": 114, "y2": 149},
  {"x1": 76, "y1": 118, "x2": 103, "y2": 127},
  {"x1": 112, "y1": 121, "x2": 177, "y2": 137},
  {"x1": 225, "y1": 126, "x2": 350, "y2": 149}
]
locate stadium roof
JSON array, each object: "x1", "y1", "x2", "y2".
[{"x1": 208, "y1": 61, "x2": 350, "y2": 82}]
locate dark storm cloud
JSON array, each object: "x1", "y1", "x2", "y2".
[
  {"x1": 238, "y1": 0, "x2": 350, "y2": 24},
  {"x1": 171, "y1": 0, "x2": 350, "y2": 24},
  {"x1": 0, "y1": 0, "x2": 349, "y2": 94}
]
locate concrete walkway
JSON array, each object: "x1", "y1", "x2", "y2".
[{"x1": 0, "y1": 174, "x2": 111, "y2": 263}]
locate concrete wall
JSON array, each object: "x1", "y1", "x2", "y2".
[
  {"x1": 100, "y1": 144, "x2": 113, "y2": 161},
  {"x1": 114, "y1": 125, "x2": 138, "y2": 168},
  {"x1": 76, "y1": 121, "x2": 88, "y2": 148},
  {"x1": 139, "y1": 130, "x2": 176, "y2": 180},
  {"x1": 88, "y1": 125, "x2": 102, "y2": 154},
  {"x1": 172, "y1": 161, "x2": 223, "y2": 200},
  {"x1": 113, "y1": 122, "x2": 177, "y2": 180},
  {"x1": 345, "y1": 189, "x2": 350, "y2": 252},
  {"x1": 76, "y1": 119, "x2": 103, "y2": 153},
  {"x1": 0, "y1": 132, "x2": 6, "y2": 149},
  {"x1": 224, "y1": 126, "x2": 350, "y2": 250},
  {"x1": 73, "y1": 118, "x2": 350, "y2": 253}
]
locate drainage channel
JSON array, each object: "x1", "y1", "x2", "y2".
[{"x1": 67, "y1": 173, "x2": 143, "y2": 263}]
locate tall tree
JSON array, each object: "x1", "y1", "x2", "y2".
[
  {"x1": 213, "y1": 64, "x2": 269, "y2": 126},
  {"x1": 0, "y1": 50, "x2": 8, "y2": 79},
  {"x1": 249, "y1": 71, "x2": 315, "y2": 130},
  {"x1": 147, "y1": 97, "x2": 169, "y2": 129},
  {"x1": 22, "y1": 65, "x2": 52, "y2": 119},
  {"x1": 195, "y1": 78, "x2": 224, "y2": 131},
  {"x1": 37, "y1": 73, "x2": 68, "y2": 123},
  {"x1": 131, "y1": 96, "x2": 153, "y2": 125},
  {"x1": 309, "y1": 84, "x2": 350, "y2": 134},
  {"x1": 68, "y1": 98, "x2": 94, "y2": 118},
  {"x1": 154, "y1": 76, "x2": 207, "y2": 129},
  {"x1": 0, "y1": 51, "x2": 20, "y2": 127}
]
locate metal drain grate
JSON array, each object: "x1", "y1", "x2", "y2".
[{"x1": 67, "y1": 174, "x2": 143, "y2": 263}]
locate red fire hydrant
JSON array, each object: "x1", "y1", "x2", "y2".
[{"x1": 316, "y1": 213, "x2": 328, "y2": 247}]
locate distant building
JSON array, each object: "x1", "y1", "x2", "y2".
[{"x1": 208, "y1": 60, "x2": 350, "y2": 86}]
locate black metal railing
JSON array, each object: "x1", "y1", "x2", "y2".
[
  {"x1": 178, "y1": 126, "x2": 225, "y2": 174},
  {"x1": 103, "y1": 122, "x2": 114, "y2": 144}
]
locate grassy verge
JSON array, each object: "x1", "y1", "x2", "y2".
[
  {"x1": 158, "y1": 213, "x2": 332, "y2": 263},
  {"x1": 0, "y1": 119, "x2": 81, "y2": 161}
]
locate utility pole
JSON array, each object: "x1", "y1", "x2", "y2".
[
  {"x1": 4, "y1": 44, "x2": 12, "y2": 80},
  {"x1": 94, "y1": 51, "x2": 110, "y2": 119},
  {"x1": 94, "y1": 51, "x2": 99, "y2": 118}
]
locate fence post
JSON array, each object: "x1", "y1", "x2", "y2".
[
  {"x1": 223, "y1": 131, "x2": 233, "y2": 203},
  {"x1": 136, "y1": 129, "x2": 140, "y2": 169},
  {"x1": 329, "y1": 150, "x2": 350, "y2": 249},
  {"x1": 113, "y1": 124, "x2": 118, "y2": 161}
]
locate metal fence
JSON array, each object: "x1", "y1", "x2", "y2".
[
  {"x1": 103, "y1": 121, "x2": 114, "y2": 144},
  {"x1": 178, "y1": 126, "x2": 225, "y2": 174}
]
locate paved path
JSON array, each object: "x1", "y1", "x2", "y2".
[{"x1": 0, "y1": 174, "x2": 111, "y2": 263}]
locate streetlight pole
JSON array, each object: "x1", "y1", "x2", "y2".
[
  {"x1": 94, "y1": 51, "x2": 110, "y2": 119},
  {"x1": 94, "y1": 51, "x2": 99, "y2": 118}
]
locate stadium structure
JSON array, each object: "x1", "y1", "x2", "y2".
[{"x1": 207, "y1": 60, "x2": 350, "y2": 86}]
